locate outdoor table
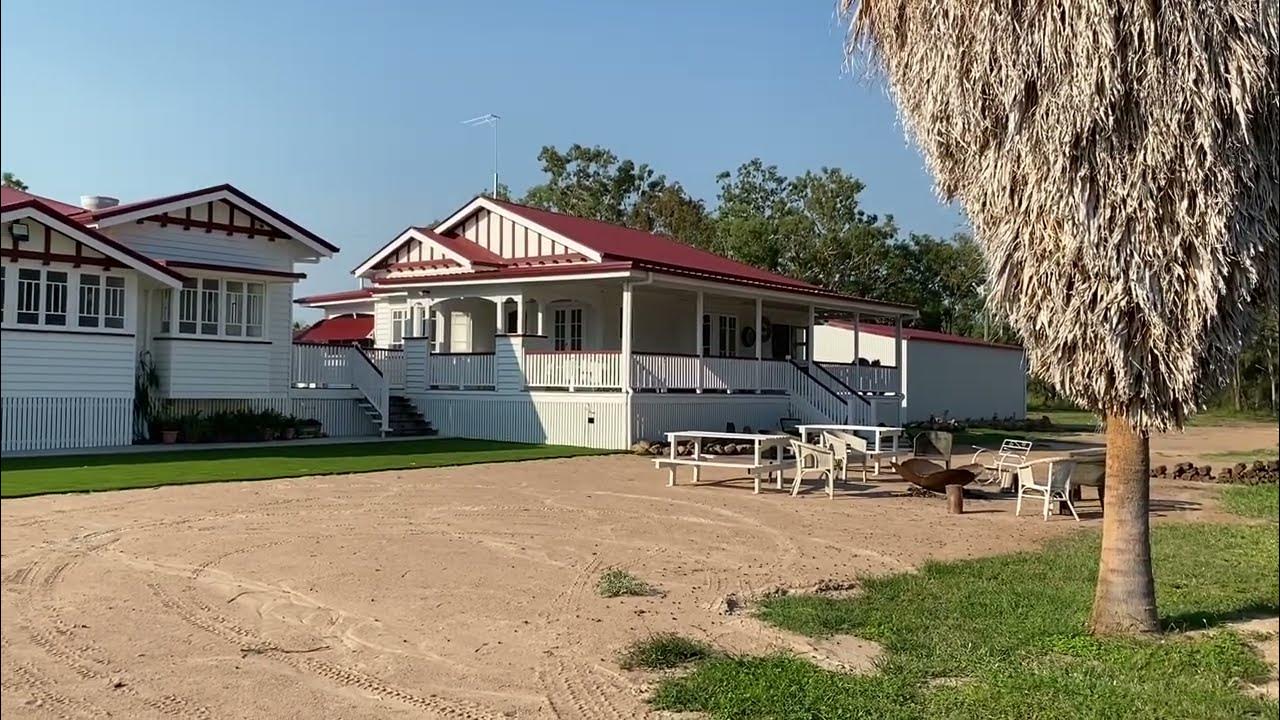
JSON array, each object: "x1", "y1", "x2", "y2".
[
  {"x1": 797, "y1": 424, "x2": 904, "y2": 474},
  {"x1": 655, "y1": 430, "x2": 794, "y2": 493}
]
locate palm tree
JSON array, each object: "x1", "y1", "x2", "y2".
[{"x1": 842, "y1": 2, "x2": 1278, "y2": 634}]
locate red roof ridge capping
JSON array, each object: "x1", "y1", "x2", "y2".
[
  {"x1": 294, "y1": 314, "x2": 374, "y2": 344},
  {"x1": 414, "y1": 228, "x2": 509, "y2": 267},
  {"x1": 73, "y1": 183, "x2": 338, "y2": 253},
  {"x1": 1, "y1": 187, "x2": 86, "y2": 216},
  {"x1": 829, "y1": 319, "x2": 1023, "y2": 350},
  {"x1": 485, "y1": 197, "x2": 823, "y2": 291},
  {"x1": 294, "y1": 287, "x2": 374, "y2": 304}
]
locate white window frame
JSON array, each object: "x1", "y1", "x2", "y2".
[
  {"x1": 702, "y1": 313, "x2": 738, "y2": 357},
  {"x1": 390, "y1": 307, "x2": 406, "y2": 349},
  {"x1": 159, "y1": 274, "x2": 268, "y2": 341},
  {"x1": 1, "y1": 261, "x2": 132, "y2": 334},
  {"x1": 552, "y1": 304, "x2": 584, "y2": 352}
]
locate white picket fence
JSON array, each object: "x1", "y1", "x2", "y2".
[{"x1": 1, "y1": 395, "x2": 133, "y2": 452}]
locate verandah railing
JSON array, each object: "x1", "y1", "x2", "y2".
[
  {"x1": 293, "y1": 343, "x2": 406, "y2": 389},
  {"x1": 524, "y1": 351, "x2": 621, "y2": 390},
  {"x1": 817, "y1": 362, "x2": 900, "y2": 394}
]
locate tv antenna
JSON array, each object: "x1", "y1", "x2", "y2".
[{"x1": 462, "y1": 113, "x2": 502, "y2": 196}]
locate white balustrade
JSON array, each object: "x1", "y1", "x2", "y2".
[
  {"x1": 524, "y1": 351, "x2": 621, "y2": 390},
  {"x1": 292, "y1": 343, "x2": 358, "y2": 388},
  {"x1": 429, "y1": 353, "x2": 496, "y2": 389},
  {"x1": 350, "y1": 346, "x2": 389, "y2": 433},
  {"x1": 365, "y1": 347, "x2": 406, "y2": 389},
  {"x1": 788, "y1": 363, "x2": 850, "y2": 424},
  {"x1": 630, "y1": 353, "x2": 700, "y2": 390},
  {"x1": 817, "y1": 362, "x2": 901, "y2": 393},
  {"x1": 629, "y1": 354, "x2": 789, "y2": 392}
]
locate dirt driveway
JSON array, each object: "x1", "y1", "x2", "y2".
[{"x1": 0, "y1": 446, "x2": 1246, "y2": 719}]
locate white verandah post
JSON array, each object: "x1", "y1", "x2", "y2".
[
  {"x1": 695, "y1": 290, "x2": 704, "y2": 393},
  {"x1": 852, "y1": 311, "x2": 861, "y2": 390},
  {"x1": 621, "y1": 282, "x2": 633, "y2": 392},
  {"x1": 806, "y1": 305, "x2": 816, "y2": 363},
  {"x1": 754, "y1": 297, "x2": 763, "y2": 392}
]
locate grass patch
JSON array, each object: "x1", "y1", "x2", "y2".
[
  {"x1": 1206, "y1": 447, "x2": 1280, "y2": 463},
  {"x1": 655, "y1": 523, "x2": 1280, "y2": 719},
  {"x1": 0, "y1": 438, "x2": 610, "y2": 498},
  {"x1": 1221, "y1": 484, "x2": 1280, "y2": 521},
  {"x1": 597, "y1": 568, "x2": 652, "y2": 598},
  {"x1": 619, "y1": 633, "x2": 714, "y2": 670}
]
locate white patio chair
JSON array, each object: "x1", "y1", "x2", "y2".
[
  {"x1": 971, "y1": 439, "x2": 1034, "y2": 489},
  {"x1": 1015, "y1": 456, "x2": 1080, "y2": 521},
  {"x1": 789, "y1": 439, "x2": 841, "y2": 499},
  {"x1": 823, "y1": 430, "x2": 869, "y2": 482}
]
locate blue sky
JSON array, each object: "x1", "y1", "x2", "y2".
[{"x1": 1, "y1": 1, "x2": 966, "y2": 306}]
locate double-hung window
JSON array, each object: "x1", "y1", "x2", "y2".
[
  {"x1": 391, "y1": 308, "x2": 406, "y2": 348},
  {"x1": 78, "y1": 274, "x2": 101, "y2": 327},
  {"x1": 76, "y1": 273, "x2": 127, "y2": 329}
]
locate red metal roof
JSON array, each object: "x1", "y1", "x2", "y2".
[
  {"x1": 828, "y1": 319, "x2": 1023, "y2": 350},
  {"x1": 73, "y1": 183, "x2": 338, "y2": 253},
  {"x1": 294, "y1": 314, "x2": 373, "y2": 343},
  {"x1": 294, "y1": 287, "x2": 374, "y2": 304},
  {"x1": 1, "y1": 187, "x2": 86, "y2": 216},
  {"x1": 489, "y1": 198, "x2": 821, "y2": 291},
  {"x1": 416, "y1": 229, "x2": 508, "y2": 266}
]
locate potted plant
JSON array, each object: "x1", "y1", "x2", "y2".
[
  {"x1": 296, "y1": 417, "x2": 323, "y2": 439},
  {"x1": 155, "y1": 408, "x2": 182, "y2": 444},
  {"x1": 179, "y1": 412, "x2": 205, "y2": 443},
  {"x1": 281, "y1": 415, "x2": 300, "y2": 440}
]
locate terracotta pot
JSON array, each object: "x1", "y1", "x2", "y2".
[
  {"x1": 161, "y1": 430, "x2": 179, "y2": 445},
  {"x1": 283, "y1": 427, "x2": 296, "y2": 440}
]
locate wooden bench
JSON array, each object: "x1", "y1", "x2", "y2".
[{"x1": 656, "y1": 431, "x2": 794, "y2": 493}]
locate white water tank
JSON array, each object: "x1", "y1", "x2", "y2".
[{"x1": 80, "y1": 195, "x2": 120, "y2": 211}]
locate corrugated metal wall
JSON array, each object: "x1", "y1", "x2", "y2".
[
  {"x1": 631, "y1": 395, "x2": 792, "y2": 443},
  {"x1": 408, "y1": 391, "x2": 628, "y2": 449}
]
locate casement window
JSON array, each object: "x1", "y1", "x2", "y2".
[
  {"x1": 164, "y1": 277, "x2": 266, "y2": 339},
  {"x1": 78, "y1": 274, "x2": 101, "y2": 327},
  {"x1": 15, "y1": 268, "x2": 70, "y2": 327},
  {"x1": 76, "y1": 274, "x2": 127, "y2": 329},
  {"x1": 552, "y1": 306, "x2": 583, "y2": 351}
]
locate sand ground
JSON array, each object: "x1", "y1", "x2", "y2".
[{"x1": 1, "y1": 424, "x2": 1274, "y2": 719}]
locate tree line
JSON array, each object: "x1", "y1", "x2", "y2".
[{"x1": 485, "y1": 144, "x2": 1278, "y2": 414}]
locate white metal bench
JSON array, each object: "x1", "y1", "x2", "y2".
[{"x1": 656, "y1": 431, "x2": 794, "y2": 494}]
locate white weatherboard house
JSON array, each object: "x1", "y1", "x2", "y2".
[
  {"x1": 0, "y1": 185, "x2": 377, "y2": 453},
  {"x1": 814, "y1": 320, "x2": 1027, "y2": 423},
  {"x1": 296, "y1": 196, "x2": 918, "y2": 449}
]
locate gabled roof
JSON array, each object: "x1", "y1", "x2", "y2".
[
  {"x1": 294, "y1": 314, "x2": 373, "y2": 343},
  {"x1": 827, "y1": 319, "x2": 1023, "y2": 350},
  {"x1": 486, "y1": 198, "x2": 823, "y2": 292},
  {"x1": 72, "y1": 183, "x2": 338, "y2": 256},
  {"x1": 424, "y1": 229, "x2": 508, "y2": 266},
  {"x1": 0, "y1": 198, "x2": 187, "y2": 287},
  {"x1": 1, "y1": 187, "x2": 85, "y2": 215}
]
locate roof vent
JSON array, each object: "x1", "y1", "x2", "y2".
[{"x1": 80, "y1": 195, "x2": 119, "y2": 211}]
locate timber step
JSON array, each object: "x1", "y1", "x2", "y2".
[{"x1": 355, "y1": 395, "x2": 437, "y2": 437}]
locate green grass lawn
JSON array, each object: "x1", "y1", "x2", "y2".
[
  {"x1": 652, "y1": 523, "x2": 1280, "y2": 719},
  {"x1": 1221, "y1": 484, "x2": 1280, "y2": 521},
  {"x1": 0, "y1": 438, "x2": 610, "y2": 498}
]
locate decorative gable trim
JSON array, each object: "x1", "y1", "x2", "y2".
[{"x1": 433, "y1": 197, "x2": 603, "y2": 263}]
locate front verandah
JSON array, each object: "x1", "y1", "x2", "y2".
[{"x1": 390, "y1": 278, "x2": 907, "y2": 395}]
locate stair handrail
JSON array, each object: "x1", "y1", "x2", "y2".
[
  {"x1": 787, "y1": 359, "x2": 851, "y2": 423},
  {"x1": 805, "y1": 359, "x2": 872, "y2": 406},
  {"x1": 351, "y1": 343, "x2": 390, "y2": 434}
]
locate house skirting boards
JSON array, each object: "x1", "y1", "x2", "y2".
[
  {"x1": 1, "y1": 395, "x2": 133, "y2": 453},
  {"x1": 168, "y1": 390, "x2": 378, "y2": 439},
  {"x1": 411, "y1": 391, "x2": 793, "y2": 450},
  {"x1": 1, "y1": 390, "x2": 378, "y2": 454}
]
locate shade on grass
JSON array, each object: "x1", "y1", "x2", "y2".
[
  {"x1": 655, "y1": 523, "x2": 1280, "y2": 719},
  {"x1": 0, "y1": 438, "x2": 610, "y2": 498}
]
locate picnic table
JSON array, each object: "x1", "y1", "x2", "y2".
[
  {"x1": 655, "y1": 430, "x2": 794, "y2": 493},
  {"x1": 797, "y1": 424, "x2": 905, "y2": 474}
]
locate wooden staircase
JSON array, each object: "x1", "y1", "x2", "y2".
[{"x1": 356, "y1": 394, "x2": 437, "y2": 437}]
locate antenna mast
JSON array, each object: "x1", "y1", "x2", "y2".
[{"x1": 462, "y1": 113, "x2": 502, "y2": 196}]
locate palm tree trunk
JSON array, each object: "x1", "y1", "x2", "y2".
[{"x1": 1088, "y1": 416, "x2": 1159, "y2": 635}]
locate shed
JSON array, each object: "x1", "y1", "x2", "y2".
[{"x1": 813, "y1": 320, "x2": 1026, "y2": 423}]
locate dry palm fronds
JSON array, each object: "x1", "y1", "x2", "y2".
[{"x1": 842, "y1": 1, "x2": 1279, "y2": 431}]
